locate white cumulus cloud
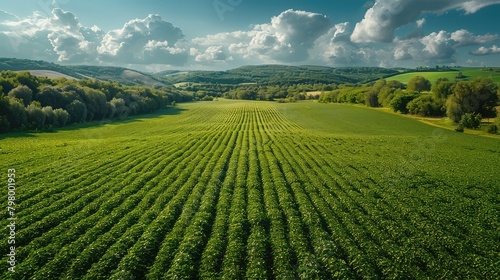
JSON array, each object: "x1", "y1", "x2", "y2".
[
  {"x1": 351, "y1": 0, "x2": 500, "y2": 43},
  {"x1": 471, "y1": 45, "x2": 500, "y2": 55},
  {"x1": 450, "y1": 29, "x2": 498, "y2": 47},
  {"x1": 98, "y1": 14, "x2": 188, "y2": 65}
]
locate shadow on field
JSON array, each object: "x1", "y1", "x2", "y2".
[
  {"x1": 59, "y1": 106, "x2": 188, "y2": 132},
  {"x1": 0, "y1": 106, "x2": 188, "y2": 139},
  {"x1": 0, "y1": 132, "x2": 37, "y2": 140}
]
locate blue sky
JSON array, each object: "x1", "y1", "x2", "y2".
[{"x1": 1, "y1": 0, "x2": 500, "y2": 71}]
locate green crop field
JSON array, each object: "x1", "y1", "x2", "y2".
[
  {"x1": 1, "y1": 100, "x2": 499, "y2": 279},
  {"x1": 388, "y1": 68, "x2": 500, "y2": 84}
]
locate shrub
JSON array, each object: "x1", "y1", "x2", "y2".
[
  {"x1": 406, "y1": 95, "x2": 445, "y2": 117},
  {"x1": 487, "y1": 124, "x2": 498, "y2": 134},
  {"x1": 459, "y1": 113, "x2": 482, "y2": 129},
  {"x1": 390, "y1": 92, "x2": 418, "y2": 114}
]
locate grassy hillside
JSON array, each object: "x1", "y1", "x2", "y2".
[
  {"x1": 70, "y1": 65, "x2": 167, "y2": 87},
  {"x1": 21, "y1": 70, "x2": 78, "y2": 80},
  {"x1": 0, "y1": 58, "x2": 168, "y2": 87},
  {"x1": 0, "y1": 58, "x2": 83, "y2": 78},
  {"x1": 1, "y1": 100, "x2": 498, "y2": 279},
  {"x1": 388, "y1": 67, "x2": 500, "y2": 84}
]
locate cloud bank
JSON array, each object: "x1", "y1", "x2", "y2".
[
  {"x1": 351, "y1": 0, "x2": 500, "y2": 43},
  {"x1": 0, "y1": 3, "x2": 499, "y2": 70}
]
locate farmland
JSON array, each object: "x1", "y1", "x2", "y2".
[
  {"x1": 387, "y1": 67, "x2": 500, "y2": 84},
  {"x1": 1, "y1": 100, "x2": 499, "y2": 279}
]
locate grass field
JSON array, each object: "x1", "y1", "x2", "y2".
[
  {"x1": 1, "y1": 100, "x2": 499, "y2": 279},
  {"x1": 387, "y1": 67, "x2": 500, "y2": 84}
]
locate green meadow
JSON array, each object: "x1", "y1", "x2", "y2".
[
  {"x1": 1, "y1": 100, "x2": 499, "y2": 279},
  {"x1": 388, "y1": 67, "x2": 500, "y2": 84}
]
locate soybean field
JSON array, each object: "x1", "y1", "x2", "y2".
[{"x1": 1, "y1": 100, "x2": 499, "y2": 279}]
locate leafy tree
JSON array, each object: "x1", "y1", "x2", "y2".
[
  {"x1": 82, "y1": 87, "x2": 108, "y2": 121},
  {"x1": 41, "y1": 106, "x2": 56, "y2": 126},
  {"x1": 407, "y1": 76, "x2": 431, "y2": 93},
  {"x1": 8, "y1": 85, "x2": 33, "y2": 106},
  {"x1": 469, "y1": 77, "x2": 499, "y2": 119},
  {"x1": 390, "y1": 92, "x2": 418, "y2": 114},
  {"x1": 446, "y1": 78, "x2": 499, "y2": 123},
  {"x1": 53, "y1": 108, "x2": 70, "y2": 127},
  {"x1": 109, "y1": 98, "x2": 128, "y2": 120},
  {"x1": 372, "y1": 79, "x2": 386, "y2": 93},
  {"x1": 66, "y1": 100, "x2": 87, "y2": 123},
  {"x1": 26, "y1": 102, "x2": 46, "y2": 129},
  {"x1": 365, "y1": 91, "x2": 379, "y2": 107},
  {"x1": 0, "y1": 115, "x2": 9, "y2": 133},
  {"x1": 0, "y1": 94, "x2": 11, "y2": 132},
  {"x1": 386, "y1": 80, "x2": 406, "y2": 89},
  {"x1": 0, "y1": 77, "x2": 16, "y2": 94},
  {"x1": 407, "y1": 95, "x2": 445, "y2": 116},
  {"x1": 36, "y1": 86, "x2": 65, "y2": 108},
  {"x1": 459, "y1": 113, "x2": 482, "y2": 129},
  {"x1": 7, "y1": 98, "x2": 27, "y2": 128},
  {"x1": 16, "y1": 71, "x2": 39, "y2": 94},
  {"x1": 432, "y1": 78, "x2": 453, "y2": 99}
]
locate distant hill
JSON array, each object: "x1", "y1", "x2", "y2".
[
  {"x1": 0, "y1": 58, "x2": 169, "y2": 87},
  {"x1": 19, "y1": 70, "x2": 78, "y2": 80},
  {"x1": 69, "y1": 65, "x2": 167, "y2": 87},
  {"x1": 159, "y1": 65, "x2": 400, "y2": 85},
  {"x1": 0, "y1": 58, "x2": 83, "y2": 78}
]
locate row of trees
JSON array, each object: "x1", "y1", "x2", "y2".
[
  {"x1": 222, "y1": 84, "x2": 333, "y2": 101},
  {"x1": 319, "y1": 76, "x2": 500, "y2": 132},
  {"x1": 0, "y1": 71, "x2": 192, "y2": 133}
]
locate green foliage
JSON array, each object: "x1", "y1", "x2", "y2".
[
  {"x1": 53, "y1": 108, "x2": 70, "y2": 127},
  {"x1": 1, "y1": 100, "x2": 499, "y2": 279},
  {"x1": 66, "y1": 100, "x2": 87, "y2": 123},
  {"x1": 446, "y1": 78, "x2": 499, "y2": 123},
  {"x1": 7, "y1": 98, "x2": 27, "y2": 128},
  {"x1": 487, "y1": 124, "x2": 498, "y2": 134},
  {"x1": 432, "y1": 78, "x2": 453, "y2": 99},
  {"x1": 459, "y1": 113, "x2": 482, "y2": 129},
  {"x1": 8, "y1": 85, "x2": 33, "y2": 106},
  {"x1": 26, "y1": 102, "x2": 46, "y2": 129},
  {"x1": 41, "y1": 106, "x2": 56, "y2": 126},
  {"x1": 109, "y1": 98, "x2": 129, "y2": 120},
  {"x1": 407, "y1": 76, "x2": 431, "y2": 93},
  {"x1": 406, "y1": 95, "x2": 445, "y2": 116},
  {"x1": 35, "y1": 86, "x2": 65, "y2": 108},
  {"x1": 390, "y1": 92, "x2": 418, "y2": 114},
  {"x1": 0, "y1": 71, "x2": 192, "y2": 133},
  {"x1": 164, "y1": 65, "x2": 399, "y2": 85},
  {"x1": 365, "y1": 90, "x2": 379, "y2": 107}
]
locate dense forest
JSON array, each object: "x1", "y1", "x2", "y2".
[
  {"x1": 161, "y1": 65, "x2": 400, "y2": 85},
  {"x1": 0, "y1": 71, "x2": 192, "y2": 133}
]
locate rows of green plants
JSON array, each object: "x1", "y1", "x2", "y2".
[{"x1": 1, "y1": 100, "x2": 499, "y2": 279}]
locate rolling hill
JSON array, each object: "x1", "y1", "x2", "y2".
[
  {"x1": 0, "y1": 58, "x2": 169, "y2": 87},
  {"x1": 159, "y1": 65, "x2": 400, "y2": 85},
  {"x1": 387, "y1": 67, "x2": 500, "y2": 84}
]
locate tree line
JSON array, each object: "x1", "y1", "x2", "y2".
[
  {"x1": 319, "y1": 76, "x2": 500, "y2": 133},
  {"x1": 0, "y1": 71, "x2": 192, "y2": 133}
]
